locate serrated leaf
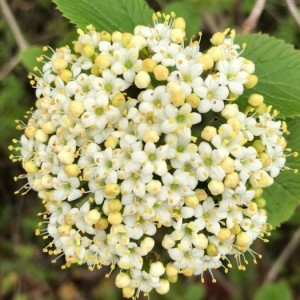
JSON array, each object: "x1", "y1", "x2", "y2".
[
  {"x1": 163, "y1": 2, "x2": 201, "y2": 39},
  {"x1": 19, "y1": 46, "x2": 44, "y2": 71},
  {"x1": 254, "y1": 281, "x2": 292, "y2": 300},
  {"x1": 235, "y1": 34, "x2": 300, "y2": 118},
  {"x1": 264, "y1": 118, "x2": 300, "y2": 227},
  {"x1": 53, "y1": 0, "x2": 153, "y2": 33}
]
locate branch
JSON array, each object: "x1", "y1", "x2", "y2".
[
  {"x1": 285, "y1": 0, "x2": 300, "y2": 28},
  {"x1": 242, "y1": 0, "x2": 267, "y2": 34},
  {"x1": 0, "y1": 0, "x2": 28, "y2": 50},
  {"x1": 0, "y1": 55, "x2": 20, "y2": 82},
  {"x1": 263, "y1": 225, "x2": 300, "y2": 284}
]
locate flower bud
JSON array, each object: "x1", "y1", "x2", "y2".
[
  {"x1": 245, "y1": 74, "x2": 258, "y2": 89},
  {"x1": 236, "y1": 232, "x2": 251, "y2": 248},
  {"x1": 100, "y1": 31, "x2": 111, "y2": 41},
  {"x1": 52, "y1": 57, "x2": 68, "y2": 71},
  {"x1": 166, "y1": 262, "x2": 178, "y2": 277},
  {"x1": 64, "y1": 164, "x2": 81, "y2": 177},
  {"x1": 244, "y1": 202, "x2": 258, "y2": 217},
  {"x1": 220, "y1": 156, "x2": 235, "y2": 173},
  {"x1": 58, "y1": 224, "x2": 71, "y2": 236},
  {"x1": 150, "y1": 261, "x2": 165, "y2": 277},
  {"x1": 142, "y1": 58, "x2": 157, "y2": 72},
  {"x1": 254, "y1": 196, "x2": 266, "y2": 208},
  {"x1": 217, "y1": 228, "x2": 232, "y2": 241},
  {"x1": 95, "y1": 54, "x2": 111, "y2": 70},
  {"x1": 207, "y1": 46, "x2": 224, "y2": 61},
  {"x1": 186, "y1": 93, "x2": 200, "y2": 108},
  {"x1": 42, "y1": 121, "x2": 56, "y2": 134},
  {"x1": 111, "y1": 93, "x2": 125, "y2": 107},
  {"x1": 112, "y1": 31, "x2": 123, "y2": 42},
  {"x1": 146, "y1": 180, "x2": 162, "y2": 195},
  {"x1": 122, "y1": 286, "x2": 135, "y2": 299},
  {"x1": 227, "y1": 117, "x2": 242, "y2": 131},
  {"x1": 115, "y1": 272, "x2": 131, "y2": 288},
  {"x1": 230, "y1": 223, "x2": 241, "y2": 235},
  {"x1": 59, "y1": 69, "x2": 73, "y2": 82},
  {"x1": 181, "y1": 268, "x2": 194, "y2": 277},
  {"x1": 198, "y1": 54, "x2": 214, "y2": 70},
  {"x1": 224, "y1": 172, "x2": 240, "y2": 188},
  {"x1": 95, "y1": 217, "x2": 109, "y2": 230},
  {"x1": 248, "y1": 93, "x2": 264, "y2": 107},
  {"x1": 206, "y1": 243, "x2": 219, "y2": 256},
  {"x1": 25, "y1": 125, "x2": 37, "y2": 138},
  {"x1": 84, "y1": 209, "x2": 101, "y2": 225},
  {"x1": 35, "y1": 129, "x2": 48, "y2": 143},
  {"x1": 108, "y1": 199, "x2": 122, "y2": 212},
  {"x1": 208, "y1": 179, "x2": 224, "y2": 195},
  {"x1": 170, "y1": 91, "x2": 185, "y2": 107},
  {"x1": 195, "y1": 189, "x2": 208, "y2": 201},
  {"x1": 82, "y1": 44, "x2": 95, "y2": 57},
  {"x1": 170, "y1": 28, "x2": 185, "y2": 43},
  {"x1": 41, "y1": 174, "x2": 53, "y2": 189},
  {"x1": 142, "y1": 130, "x2": 160, "y2": 143},
  {"x1": 104, "y1": 135, "x2": 119, "y2": 148},
  {"x1": 249, "y1": 170, "x2": 274, "y2": 188},
  {"x1": 130, "y1": 35, "x2": 147, "y2": 50},
  {"x1": 201, "y1": 126, "x2": 217, "y2": 141},
  {"x1": 173, "y1": 17, "x2": 186, "y2": 29},
  {"x1": 57, "y1": 150, "x2": 74, "y2": 164},
  {"x1": 108, "y1": 211, "x2": 123, "y2": 225},
  {"x1": 184, "y1": 195, "x2": 199, "y2": 208},
  {"x1": 140, "y1": 237, "x2": 155, "y2": 253},
  {"x1": 134, "y1": 71, "x2": 151, "y2": 89},
  {"x1": 154, "y1": 64, "x2": 169, "y2": 81},
  {"x1": 194, "y1": 233, "x2": 208, "y2": 249},
  {"x1": 104, "y1": 183, "x2": 120, "y2": 197},
  {"x1": 221, "y1": 103, "x2": 239, "y2": 119},
  {"x1": 210, "y1": 32, "x2": 225, "y2": 46},
  {"x1": 162, "y1": 234, "x2": 175, "y2": 249},
  {"x1": 23, "y1": 160, "x2": 38, "y2": 173},
  {"x1": 156, "y1": 279, "x2": 170, "y2": 295}
]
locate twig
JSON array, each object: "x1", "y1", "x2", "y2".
[
  {"x1": 0, "y1": 0, "x2": 28, "y2": 50},
  {"x1": 0, "y1": 55, "x2": 20, "y2": 81},
  {"x1": 285, "y1": 0, "x2": 300, "y2": 28},
  {"x1": 242, "y1": 0, "x2": 267, "y2": 34},
  {"x1": 263, "y1": 225, "x2": 300, "y2": 284}
]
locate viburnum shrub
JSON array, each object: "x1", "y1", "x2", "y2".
[{"x1": 10, "y1": 3, "x2": 300, "y2": 299}]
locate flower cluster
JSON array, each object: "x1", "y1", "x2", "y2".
[{"x1": 11, "y1": 12, "x2": 292, "y2": 299}]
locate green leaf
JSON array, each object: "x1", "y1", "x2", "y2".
[
  {"x1": 163, "y1": 1, "x2": 201, "y2": 39},
  {"x1": 19, "y1": 46, "x2": 44, "y2": 71},
  {"x1": 254, "y1": 281, "x2": 292, "y2": 300},
  {"x1": 235, "y1": 34, "x2": 300, "y2": 118},
  {"x1": 53, "y1": 0, "x2": 154, "y2": 33},
  {"x1": 183, "y1": 283, "x2": 204, "y2": 300},
  {"x1": 264, "y1": 118, "x2": 300, "y2": 227}
]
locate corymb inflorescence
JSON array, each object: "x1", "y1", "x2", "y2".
[{"x1": 10, "y1": 12, "x2": 296, "y2": 299}]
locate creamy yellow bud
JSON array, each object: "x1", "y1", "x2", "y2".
[
  {"x1": 122, "y1": 32, "x2": 133, "y2": 47},
  {"x1": 249, "y1": 170, "x2": 274, "y2": 188},
  {"x1": 170, "y1": 28, "x2": 185, "y2": 43},
  {"x1": 35, "y1": 129, "x2": 48, "y2": 143},
  {"x1": 142, "y1": 58, "x2": 157, "y2": 72},
  {"x1": 130, "y1": 35, "x2": 147, "y2": 50},
  {"x1": 244, "y1": 202, "x2": 258, "y2": 217},
  {"x1": 230, "y1": 223, "x2": 241, "y2": 235},
  {"x1": 248, "y1": 93, "x2": 264, "y2": 107},
  {"x1": 220, "y1": 156, "x2": 235, "y2": 173},
  {"x1": 100, "y1": 31, "x2": 111, "y2": 41},
  {"x1": 186, "y1": 93, "x2": 200, "y2": 108},
  {"x1": 95, "y1": 54, "x2": 111, "y2": 70},
  {"x1": 134, "y1": 71, "x2": 151, "y2": 89},
  {"x1": 95, "y1": 217, "x2": 109, "y2": 230},
  {"x1": 104, "y1": 183, "x2": 120, "y2": 197},
  {"x1": 82, "y1": 44, "x2": 95, "y2": 57},
  {"x1": 142, "y1": 130, "x2": 160, "y2": 143},
  {"x1": 25, "y1": 125, "x2": 37, "y2": 138},
  {"x1": 84, "y1": 209, "x2": 101, "y2": 225},
  {"x1": 224, "y1": 172, "x2": 240, "y2": 188},
  {"x1": 153, "y1": 64, "x2": 169, "y2": 81},
  {"x1": 140, "y1": 237, "x2": 155, "y2": 252},
  {"x1": 156, "y1": 279, "x2": 170, "y2": 295},
  {"x1": 195, "y1": 188, "x2": 208, "y2": 201},
  {"x1": 168, "y1": 274, "x2": 178, "y2": 283},
  {"x1": 122, "y1": 286, "x2": 135, "y2": 299},
  {"x1": 206, "y1": 243, "x2": 219, "y2": 256},
  {"x1": 208, "y1": 179, "x2": 224, "y2": 195},
  {"x1": 52, "y1": 57, "x2": 68, "y2": 71},
  {"x1": 69, "y1": 100, "x2": 85, "y2": 118},
  {"x1": 116, "y1": 272, "x2": 131, "y2": 289},
  {"x1": 256, "y1": 103, "x2": 268, "y2": 114},
  {"x1": 58, "y1": 69, "x2": 73, "y2": 82},
  {"x1": 245, "y1": 74, "x2": 258, "y2": 89},
  {"x1": 162, "y1": 234, "x2": 175, "y2": 249},
  {"x1": 210, "y1": 32, "x2": 226, "y2": 45},
  {"x1": 170, "y1": 91, "x2": 185, "y2": 107},
  {"x1": 236, "y1": 232, "x2": 251, "y2": 248},
  {"x1": 108, "y1": 199, "x2": 122, "y2": 212},
  {"x1": 104, "y1": 135, "x2": 119, "y2": 148},
  {"x1": 201, "y1": 125, "x2": 217, "y2": 141},
  {"x1": 243, "y1": 59, "x2": 255, "y2": 73},
  {"x1": 166, "y1": 262, "x2": 178, "y2": 277},
  {"x1": 194, "y1": 233, "x2": 209, "y2": 249},
  {"x1": 217, "y1": 228, "x2": 232, "y2": 241},
  {"x1": 166, "y1": 81, "x2": 182, "y2": 94},
  {"x1": 184, "y1": 195, "x2": 199, "y2": 208},
  {"x1": 111, "y1": 93, "x2": 125, "y2": 107},
  {"x1": 227, "y1": 117, "x2": 242, "y2": 131},
  {"x1": 23, "y1": 160, "x2": 38, "y2": 173},
  {"x1": 181, "y1": 268, "x2": 194, "y2": 277},
  {"x1": 259, "y1": 152, "x2": 271, "y2": 167},
  {"x1": 173, "y1": 17, "x2": 186, "y2": 29},
  {"x1": 207, "y1": 46, "x2": 224, "y2": 61},
  {"x1": 64, "y1": 164, "x2": 80, "y2": 177},
  {"x1": 146, "y1": 180, "x2": 162, "y2": 195},
  {"x1": 112, "y1": 31, "x2": 123, "y2": 42},
  {"x1": 198, "y1": 54, "x2": 214, "y2": 70},
  {"x1": 57, "y1": 150, "x2": 75, "y2": 164},
  {"x1": 73, "y1": 41, "x2": 82, "y2": 53},
  {"x1": 108, "y1": 211, "x2": 123, "y2": 225}
]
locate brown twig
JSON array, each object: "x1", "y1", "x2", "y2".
[
  {"x1": 0, "y1": 55, "x2": 20, "y2": 81},
  {"x1": 263, "y1": 225, "x2": 300, "y2": 284},
  {"x1": 242, "y1": 0, "x2": 267, "y2": 34},
  {"x1": 285, "y1": 0, "x2": 300, "y2": 28},
  {"x1": 0, "y1": 0, "x2": 28, "y2": 50}
]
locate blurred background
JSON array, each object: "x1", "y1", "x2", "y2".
[{"x1": 1, "y1": 0, "x2": 300, "y2": 299}]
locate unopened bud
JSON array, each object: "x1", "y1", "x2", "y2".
[
  {"x1": 201, "y1": 126, "x2": 217, "y2": 141},
  {"x1": 156, "y1": 279, "x2": 170, "y2": 295},
  {"x1": 64, "y1": 164, "x2": 80, "y2": 176},
  {"x1": 134, "y1": 71, "x2": 151, "y2": 89},
  {"x1": 116, "y1": 272, "x2": 131, "y2": 288},
  {"x1": 206, "y1": 243, "x2": 219, "y2": 256},
  {"x1": 84, "y1": 209, "x2": 101, "y2": 225},
  {"x1": 104, "y1": 183, "x2": 120, "y2": 197},
  {"x1": 248, "y1": 93, "x2": 264, "y2": 107},
  {"x1": 208, "y1": 179, "x2": 224, "y2": 195},
  {"x1": 198, "y1": 54, "x2": 214, "y2": 70},
  {"x1": 154, "y1": 64, "x2": 169, "y2": 81}
]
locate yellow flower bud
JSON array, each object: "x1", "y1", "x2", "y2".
[
  {"x1": 100, "y1": 31, "x2": 111, "y2": 42},
  {"x1": 64, "y1": 164, "x2": 81, "y2": 177},
  {"x1": 23, "y1": 160, "x2": 38, "y2": 173},
  {"x1": 108, "y1": 211, "x2": 123, "y2": 225},
  {"x1": 236, "y1": 232, "x2": 251, "y2": 248},
  {"x1": 156, "y1": 279, "x2": 170, "y2": 295},
  {"x1": 111, "y1": 93, "x2": 125, "y2": 107},
  {"x1": 201, "y1": 125, "x2": 217, "y2": 141},
  {"x1": 153, "y1": 64, "x2": 169, "y2": 81},
  {"x1": 186, "y1": 93, "x2": 200, "y2": 108},
  {"x1": 184, "y1": 195, "x2": 199, "y2": 208},
  {"x1": 217, "y1": 228, "x2": 232, "y2": 241},
  {"x1": 112, "y1": 31, "x2": 123, "y2": 42},
  {"x1": 116, "y1": 272, "x2": 131, "y2": 288},
  {"x1": 195, "y1": 189, "x2": 208, "y2": 201},
  {"x1": 122, "y1": 286, "x2": 135, "y2": 299},
  {"x1": 207, "y1": 46, "x2": 224, "y2": 61},
  {"x1": 104, "y1": 135, "x2": 119, "y2": 148},
  {"x1": 58, "y1": 69, "x2": 73, "y2": 82},
  {"x1": 245, "y1": 74, "x2": 258, "y2": 89},
  {"x1": 108, "y1": 199, "x2": 122, "y2": 212},
  {"x1": 208, "y1": 179, "x2": 224, "y2": 195},
  {"x1": 224, "y1": 172, "x2": 240, "y2": 188},
  {"x1": 52, "y1": 57, "x2": 68, "y2": 71},
  {"x1": 104, "y1": 183, "x2": 120, "y2": 197},
  {"x1": 142, "y1": 58, "x2": 157, "y2": 72},
  {"x1": 142, "y1": 130, "x2": 160, "y2": 143},
  {"x1": 69, "y1": 100, "x2": 85, "y2": 118},
  {"x1": 206, "y1": 243, "x2": 219, "y2": 256},
  {"x1": 248, "y1": 93, "x2": 264, "y2": 107},
  {"x1": 198, "y1": 54, "x2": 214, "y2": 70},
  {"x1": 134, "y1": 71, "x2": 151, "y2": 89},
  {"x1": 173, "y1": 17, "x2": 186, "y2": 29},
  {"x1": 84, "y1": 209, "x2": 101, "y2": 225},
  {"x1": 25, "y1": 125, "x2": 37, "y2": 138},
  {"x1": 35, "y1": 129, "x2": 48, "y2": 143},
  {"x1": 82, "y1": 44, "x2": 95, "y2": 57},
  {"x1": 146, "y1": 180, "x2": 162, "y2": 195},
  {"x1": 95, "y1": 54, "x2": 111, "y2": 70},
  {"x1": 170, "y1": 28, "x2": 185, "y2": 43}
]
